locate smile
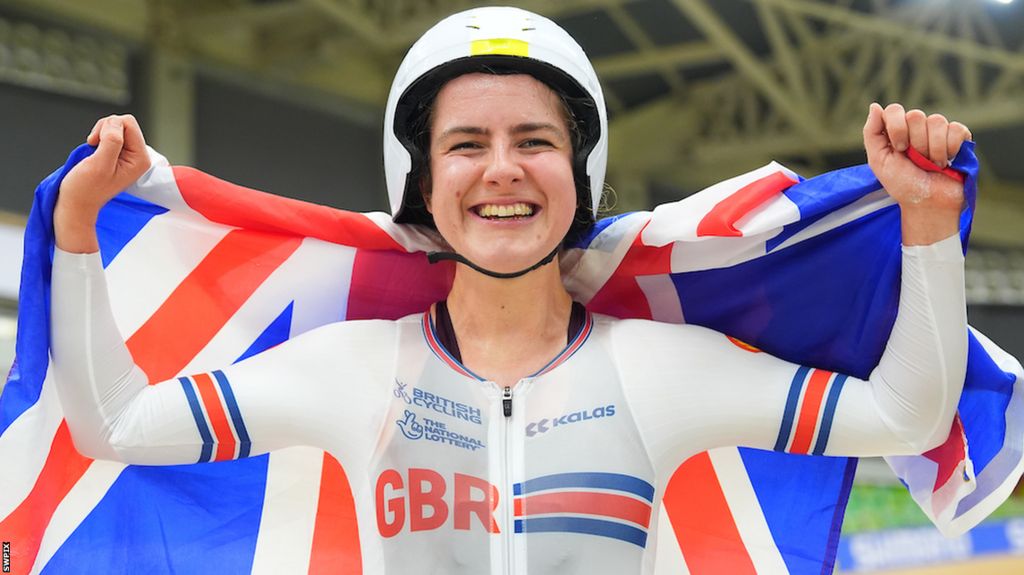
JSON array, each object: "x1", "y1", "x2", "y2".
[{"x1": 473, "y1": 202, "x2": 537, "y2": 220}]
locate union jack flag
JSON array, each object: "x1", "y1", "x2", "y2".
[{"x1": 2, "y1": 141, "x2": 1020, "y2": 574}]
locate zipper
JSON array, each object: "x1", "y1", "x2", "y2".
[{"x1": 501, "y1": 385, "x2": 514, "y2": 574}]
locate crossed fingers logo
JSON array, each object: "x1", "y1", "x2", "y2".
[{"x1": 397, "y1": 410, "x2": 424, "y2": 440}]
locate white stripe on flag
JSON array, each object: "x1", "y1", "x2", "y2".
[
  {"x1": 0, "y1": 368, "x2": 63, "y2": 520},
  {"x1": 770, "y1": 188, "x2": 894, "y2": 254},
  {"x1": 126, "y1": 150, "x2": 206, "y2": 217},
  {"x1": 250, "y1": 446, "x2": 325, "y2": 575},
  {"x1": 708, "y1": 447, "x2": 789, "y2": 574},
  {"x1": 29, "y1": 460, "x2": 126, "y2": 575},
  {"x1": 938, "y1": 329, "x2": 1024, "y2": 536},
  {"x1": 179, "y1": 239, "x2": 356, "y2": 376},
  {"x1": 643, "y1": 162, "x2": 797, "y2": 243},
  {"x1": 284, "y1": 239, "x2": 356, "y2": 332},
  {"x1": 636, "y1": 274, "x2": 685, "y2": 324},
  {"x1": 105, "y1": 210, "x2": 230, "y2": 338},
  {"x1": 659, "y1": 179, "x2": 800, "y2": 274},
  {"x1": 653, "y1": 505, "x2": 691, "y2": 575}
]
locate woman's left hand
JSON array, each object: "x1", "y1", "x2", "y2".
[{"x1": 863, "y1": 103, "x2": 972, "y2": 245}]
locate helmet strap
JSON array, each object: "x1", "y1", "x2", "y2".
[{"x1": 426, "y1": 246, "x2": 559, "y2": 279}]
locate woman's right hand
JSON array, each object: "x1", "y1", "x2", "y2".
[{"x1": 55, "y1": 114, "x2": 151, "y2": 253}]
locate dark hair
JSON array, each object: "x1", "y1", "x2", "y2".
[{"x1": 392, "y1": 57, "x2": 601, "y2": 245}]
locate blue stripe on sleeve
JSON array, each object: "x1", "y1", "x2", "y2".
[
  {"x1": 515, "y1": 472, "x2": 655, "y2": 502},
  {"x1": 812, "y1": 374, "x2": 848, "y2": 456},
  {"x1": 774, "y1": 365, "x2": 810, "y2": 452},
  {"x1": 213, "y1": 370, "x2": 251, "y2": 458},
  {"x1": 179, "y1": 377, "x2": 214, "y2": 463},
  {"x1": 515, "y1": 517, "x2": 648, "y2": 548}
]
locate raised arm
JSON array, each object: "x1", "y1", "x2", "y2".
[
  {"x1": 49, "y1": 116, "x2": 394, "y2": 465},
  {"x1": 617, "y1": 104, "x2": 970, "y2": 469}
]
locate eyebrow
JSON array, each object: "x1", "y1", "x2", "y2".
[{"x1": 437, "y1": 122, "x2": 565, "y2": 141}]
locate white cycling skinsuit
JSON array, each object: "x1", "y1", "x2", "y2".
[{"x1": 51, "y1": 235, "x2": 966, "y2": 574}]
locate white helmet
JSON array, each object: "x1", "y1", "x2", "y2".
[{"x1": 383, "y1": 6, "x2": 608, "y2": 228}]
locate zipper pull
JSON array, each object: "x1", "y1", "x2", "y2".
[{"x1": 502, "y1": 386, "x2": 513, "y2": 417}]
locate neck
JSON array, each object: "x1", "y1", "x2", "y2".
[
  {"x1": 443, "y1": 257, "x2": 572, "y2": 383},
  {"x1": 446, "y1": 257, "x2": 571, "y2": 338}
]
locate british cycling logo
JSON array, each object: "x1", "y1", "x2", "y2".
[
  {"x1": 526, "y1": 404, "x2": 616, "y2": 437},
  {"x1": 397, "y1": 410, "x2": 486, "y2": 451},
  {"x1": 394, "y1": 379, "x2": 482, "y2": 424}
]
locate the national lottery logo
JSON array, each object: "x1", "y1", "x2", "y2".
[
  {"x1": 393, "y1": 380, "x2": 483, "y2": 425},
  {"x1": 526, "y1": 404, "x2": 616, "y2": 437},
  {"x1": 396, "y1": 410, "x2": 486, "y2": 452}
]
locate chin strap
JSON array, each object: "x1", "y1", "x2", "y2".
[{"x1": 426, "y1": 246, "x2": 560, "y2": 279}]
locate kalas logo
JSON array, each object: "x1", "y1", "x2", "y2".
[{"x1": 526, "y1": 404, "x2": 616, "y2": 437}]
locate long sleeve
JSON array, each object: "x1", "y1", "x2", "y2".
[
  {"x1": 615, "y1": 233, "x2": 967, "y2": 471},
  {"x1": 50, "y1": 248, "x2": 396, "y2": 465}
]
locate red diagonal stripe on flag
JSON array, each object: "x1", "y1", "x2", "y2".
[
  {"x1": 696, "y1": 171, "x2": 797, "y2": 238},
  {"x1": 663, "y1": 453, "x2": 757, "y2": 575},
  {"x1": 0, "y1": 422, "x2": 93, "y2": 575},
  {"x1": 308, "y1": 454, "x2": 362, "y2": 574},
  {"x1": 126, "y1": 229, "x2": 302, "y2": 382},
  {"x1": 587, "y1": 220, "x2": 670, "y2": 319},
  {"x1": 173, "y1": 166, "x2": 403, "y2": 251}
]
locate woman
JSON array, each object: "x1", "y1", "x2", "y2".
[{"x1": 51, "y1": 7, "x2": 970, "y2": 574}]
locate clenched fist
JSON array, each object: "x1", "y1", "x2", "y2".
[
  {"x1": 863, "y1": 103, "x2": 973, "y2": 245},
  {"x1": 55, "y1": 114, "x2": 151, "y2": 253}
]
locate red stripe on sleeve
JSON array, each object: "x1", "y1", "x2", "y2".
[
  {"x1": 789, "y1": 369, "x2": 833, "y2": 455},
  {"x1": 308, "y1": 453, "x2": 363, "y2": 574},
  {"x1": 662, "y1": 453, "x2": 757, "y2": 575},
  {"x1": 126, "y1": 230, "x2": 301, "y2": 382},
  {"x1": 173, "y1": 166, "x2": 403, "y2": 251},
  {"x1": 192, "y1": 373, "x2": 236, "y2": 461},
  {"x1": 0, "y1": 422, "x2": 94, "y2": 575},
  {"x1": 696, "y1": 171, "x2": 797, "y2": 238}
]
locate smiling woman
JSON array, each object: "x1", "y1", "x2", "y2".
[
  {"x1": 42, "y1": 6, "x2": 980, "y2": 575},
  {"x1": 425, "y1": 74, "x2": 577, "y2": 279}
]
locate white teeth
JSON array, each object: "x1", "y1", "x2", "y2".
[{"x1": 478, "y1": 203, "x2": 534, "y2": 218}]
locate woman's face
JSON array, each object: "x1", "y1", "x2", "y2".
[{"x1": 425, "y1": 73, "x2": 576, "y2": 275}]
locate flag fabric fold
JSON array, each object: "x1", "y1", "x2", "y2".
[{"x1": 2, "y1": 142, "x2": 1021, "y2": 574}]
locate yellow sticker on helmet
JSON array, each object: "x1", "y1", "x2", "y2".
[{"x1": 470, "y1": 38, "x2": 529, "y2": 57}]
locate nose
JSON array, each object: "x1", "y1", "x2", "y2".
[{"x1": 483, "y1": 144, "x2": 524, "y2": 188}]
